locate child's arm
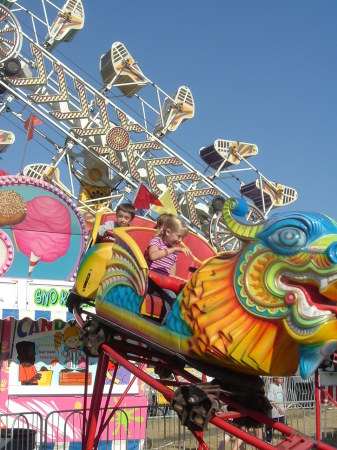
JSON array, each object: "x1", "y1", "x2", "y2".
[
  {"x1": 148, "y1": 245, "x2": 193, "y2": 261},
  {"x1": 168, "y1": 246, "x2": 193, "y2": 258},
  {"x1": 98, "y1": 221, "x2": 115, "y2": 238},
  {"x1": 170, "y1": 263, "x2": 176, "y2": 276},
  {"x1": 147, "y1": 244, "x2": 166, "y2": 261}
]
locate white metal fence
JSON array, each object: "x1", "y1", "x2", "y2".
[{"x1": 1, "y1": 375, "x2": 337, "y2": 449}]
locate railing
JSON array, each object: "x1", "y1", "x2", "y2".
[
  {"x1": 44, "y1": 407, "x2": 131, "y2": 449},
  {"x1": 0, "y1": 411, "x2": 43, "y2": 450},
  {"x1": 1, "y1": 399, "x2": 336, "y2": 449}
]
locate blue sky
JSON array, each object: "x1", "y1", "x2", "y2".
[{"x1": 1, "y1": 0, "x2": 336, "y2": 219}]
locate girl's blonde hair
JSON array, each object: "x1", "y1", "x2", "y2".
[
  {"x1": 155, "y1": 213, "x2": 175, "y2": 229},
  {"x1": 158, "y1": 216, "x2": 188, "y2": 238}
]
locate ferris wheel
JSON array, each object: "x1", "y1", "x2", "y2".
[{"x1": 0, "y1": 0, "x2": 298, "y2": 253}]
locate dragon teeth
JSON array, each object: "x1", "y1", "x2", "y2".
[{"x1": 279, "y1": 276, "x2": 327, "y2": 319}]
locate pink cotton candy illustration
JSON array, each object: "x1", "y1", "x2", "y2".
[{"x1": 13, "y1": 196, "x2": 71, "y2": 276}]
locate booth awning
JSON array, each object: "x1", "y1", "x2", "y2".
[{"x1": 1, "y1": 308, "x2": 74, "y2": 322}]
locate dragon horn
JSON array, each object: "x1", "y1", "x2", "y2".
[{"x1": 222, "y1": 198, "x2": 265, "y2": 240}]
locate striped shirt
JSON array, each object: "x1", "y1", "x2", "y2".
[{"x1": 145, "y1": 236, "x2": 177, "y2": 275}]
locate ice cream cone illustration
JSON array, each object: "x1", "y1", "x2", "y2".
[{"x1": 28, "y1": 251, "x2": 40, "y2": 276}]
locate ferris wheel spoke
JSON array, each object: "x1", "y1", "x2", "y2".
[
  {"x1": 0, "y1": 45, "x2": 8, "y2": 56},
  {"x1": 0, "y1": 26, "x2": 16, "y2": 33},
  {"x1": 216, "y1": 233, "x2": 236, "y2": 243},
  {"x1": 0, "y1": 11, "x2": 9, "y2": 23},
  {"x1": 0, "y1": 5, "x2": 22, "y2": 63},
  {"x1": 0, "y1": 36, "x2": 14, "y2": 46}
]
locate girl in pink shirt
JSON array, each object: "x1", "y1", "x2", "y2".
[
  {"x1": 145, "y1": 216, "x2": 192, "y2": 275},
  {"x1": 145, "y1": 216, "x2": 192, "y2": 321}
]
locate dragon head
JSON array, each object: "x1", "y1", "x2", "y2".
[{"x1": 223, "y1": 198, "x2": 337, "y2": 378}]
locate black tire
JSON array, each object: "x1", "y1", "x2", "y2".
[
  {"x1": 4, "y1": 58, "x2": 21, "y2": 76},
  {"x1": 211, "y1": 195, "x2": 225, "y2": 212}
]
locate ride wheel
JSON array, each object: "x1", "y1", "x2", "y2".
[
  {"x1": 0, "y1": 4, "x2": 22, "y2": 64},
  {"x1": 209, "y1": 203, "x2": 265, "y2": 252}
]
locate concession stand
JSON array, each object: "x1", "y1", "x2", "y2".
[{"x1": 0, "y1": 175, "x2": 147, "y2": 448}]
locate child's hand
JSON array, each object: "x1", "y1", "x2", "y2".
[{"x1": 174, "y1": 246, "x2": 193, "y2": 257}]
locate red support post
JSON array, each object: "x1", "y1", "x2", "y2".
[
  {"x1": 83, "y1": 350, "x2": 109, "y2": 450},
  {"x1": 315, "y1": 369, "x2": 321, "y2": 441}
]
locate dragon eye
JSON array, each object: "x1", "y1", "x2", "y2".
[{"x1": 269, "y1": 227, "x2": 307, "y2": 249}]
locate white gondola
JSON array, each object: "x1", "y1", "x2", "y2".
[
  {"x1": 43, "y1": 0, "x2": 85, "y2": 51},
  {"x1": 240, "y1": 178, "x2": 298, "y2": 211},
  {"x1": 200, "y1": 139, "x2": 258, "y2": 172},
  {"x1": 0, "y1": 130, "x2": 14, "y2": 152},
  {"x1": 100, "y1": 42, "x2": 147, "y2": 97},
  {"x1": 153, "y1": 86, "x2": 195, "y2": 138},
  {"x1": 22, "y1": 163, "x2": 71, "y2": 194}
]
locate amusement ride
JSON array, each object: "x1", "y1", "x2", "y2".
[{"x1": 0, "y1": 1, "x2": 336, "y2": 449}]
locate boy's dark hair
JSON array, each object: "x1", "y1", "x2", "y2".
[{"x1": 116, "y1": 202, "x2": 136, "y2": 219}]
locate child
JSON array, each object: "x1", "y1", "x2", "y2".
[
  {"x1": 265, "y1": 377, "x2": 285, "y2": 443},
  {"x1": 144, "y1": 216, "x2": 192, "y2": 321},
  {"x1": 97, "y1": 202, "x2": 136, "y2": 241}
]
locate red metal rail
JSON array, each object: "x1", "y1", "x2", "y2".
[{"x1": 82, "y1": 343, "x2": 337, "y2": 450}]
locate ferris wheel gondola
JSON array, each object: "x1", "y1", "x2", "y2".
[{"x1": 43, "y1": 0, "x2": 85, "y2": 51}]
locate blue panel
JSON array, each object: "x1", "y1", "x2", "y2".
[
  {"x1": 97, "y1": 442, "x2": 111, "y2": 450},
  {"x1": 66, "y1": 311, "x2": 74, "y2": 321},
  {"x1": 1, "y1": 309, "x2": 19, "y2": 319},
  {"x1": 68, "y1": 443, "x2": 84, "y2": 449},
  {"x1": 68, "y1": 442, "x2": 112, "y2": 449},
  {"x1": 35, "y1": 311, "x2": 51, "y2": 321}
]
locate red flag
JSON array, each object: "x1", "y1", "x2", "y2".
[
  {"x1": 134, "y1": 184, "x2": 163, "y2": 209},
  {"x1": 24, "y1": 113, "x2": 43, "y2": 141}
]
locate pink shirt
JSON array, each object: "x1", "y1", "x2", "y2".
[{"x1": 145, "y1": 236, "x2": 177, "y2": 276}]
